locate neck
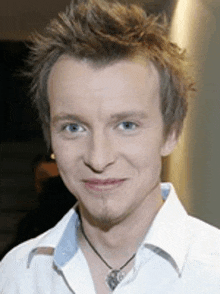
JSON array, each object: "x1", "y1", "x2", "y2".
[{"x1": 78, "y1": 186, "x2": 163, "y2": 262}]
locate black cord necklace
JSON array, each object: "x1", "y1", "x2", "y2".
[{"x1": 81, "y1": 225, "x2": 136, "y2": 291}]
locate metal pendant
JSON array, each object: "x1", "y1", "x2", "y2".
[{"x1": 106, "y1": 269, "x2": 125, "y2": 291}]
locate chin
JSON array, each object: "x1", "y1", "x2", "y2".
[
  {"x1": 83, "y1": 205, "x2": 125, "y2": 229},
  {"x1": 94, "y1": 215, "x2": 124, "y2": 230}
]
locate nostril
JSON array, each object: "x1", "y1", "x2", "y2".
[
  {"x1": 84, "y1": 161, "x2": 106, "y2": 173},
  {"x1": 83, "y1": 150, "x2": 116, "y2": 173},
  {"x1": 84, "y1": 156, "x2": 115, "y2": 173}
]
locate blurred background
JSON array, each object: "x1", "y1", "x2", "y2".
[{"x1": 1, "y1": 0, "x2": 220, "y2": 257}]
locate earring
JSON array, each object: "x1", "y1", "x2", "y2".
[{"x1": 50, "y1": 153, "x2": 56, "y2": 160}]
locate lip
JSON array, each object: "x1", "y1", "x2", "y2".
[{"x1": 83, "y1": 178, "x2": 126, "y2": 192}]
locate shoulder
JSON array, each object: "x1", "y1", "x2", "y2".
[
  {"x1": 186, "y1": 216, "x2": 220, "y2": 269},
  {"x1": 0, "y1": 208, "x2": 76, "y2": 289},
  {"x1": 0, "y1": 207, "x2": 74, "y2": 265},
  {"x1": 0, "y1": 229, "x2": 51, "y2": 271},
  {"x1": 0, "y1": 231, "x2": 49, "y2": 293},
  {"x1": 187, "y1": 216, "x2": 220, "y2": 246}
]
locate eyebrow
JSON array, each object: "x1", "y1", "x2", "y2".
[
  {"x1": 52, "y1": 111, "x2": 148, "y2": 125},
  {"x1": 109, "y1": 111, "x2": 148, "y2": 121},
  {"x1": 52, "y1": 114, "x2": 86, "y2": 124}
]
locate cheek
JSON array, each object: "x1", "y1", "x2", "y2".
[
  {"x1": 53, "y1": 149, "x2": 81, "y2": 198},
  {"x1": 120, "y1": 136, "x2": 163, "y2": 179},
  {"x1": 52, "y1": 139, "x2": 76, "y2": 175},
  {"x1": 131, "y1": 151, "x2": 162, "y2": 174},
  {"x1": 122, "y1": 135, "x2": 163, "y2": 162}
]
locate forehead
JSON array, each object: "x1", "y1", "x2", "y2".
[{"x1": 48, "y1": 55, "x2": 161, "y2": 118}]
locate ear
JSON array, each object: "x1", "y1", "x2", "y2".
[{"x1": 160, "y1": 128, "x2": 179, "y2": 157}]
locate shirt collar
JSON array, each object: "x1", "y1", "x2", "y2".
[
  {"x1": 53, "y1": 210, "x2": 80, "y2": 269},
  {"x1": 28, "y1": 183, "x2": 191, "y2": 274},
  {"x1": 144, "y1": 183, "x2": 191, "y2": 274},
  {"x1": 27, "y1": 206, "x2": 79, "y2": 268}
]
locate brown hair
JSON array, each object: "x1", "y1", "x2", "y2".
[{"x1": 27, "y1": 0, "x2": 195, "y2": 147}]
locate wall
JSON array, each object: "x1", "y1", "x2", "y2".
[
  {"x1": 0, "y1": 0, "x2": 171, "y2": 40},
  {"x1": 0, "y1": 0, "x2": 70, "y2": 40},
  {"x1": 169, "y1": 0, "x2": 220, "y2": 227}
]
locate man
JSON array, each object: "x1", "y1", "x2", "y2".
[{"x1": 1, "y1": 0, "x2": 220, "y2": 293}]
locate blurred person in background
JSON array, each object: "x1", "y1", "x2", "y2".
[{"x1": 0, "y1": 154, "x2": 76, "y2": 260}]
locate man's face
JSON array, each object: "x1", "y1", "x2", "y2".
[{"x1": 48, "y1": 55, "x2": 177, "y2": 225}]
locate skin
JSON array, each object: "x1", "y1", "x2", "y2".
[{"x1": 48, "y1": 55, "x2": 178, "y2": 293}]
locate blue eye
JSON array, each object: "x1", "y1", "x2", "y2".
[
  {"x1": 65, "y1": 123, "x2": 84, "y2": 133},
  {"x1": 118, "y1": 122, "x2": 137, "y2": 131}
]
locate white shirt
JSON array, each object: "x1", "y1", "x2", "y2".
[{"x1": 1, "y1": 183, "x2": 220, "y2": 293}]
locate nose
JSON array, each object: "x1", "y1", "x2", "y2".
[{"x1": 84, "y1": 131, "x2": 116, "y2": 173}]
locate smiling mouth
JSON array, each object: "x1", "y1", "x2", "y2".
[{"x1": 83, "y1": 178, "x2": 126, "y2": 192}]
